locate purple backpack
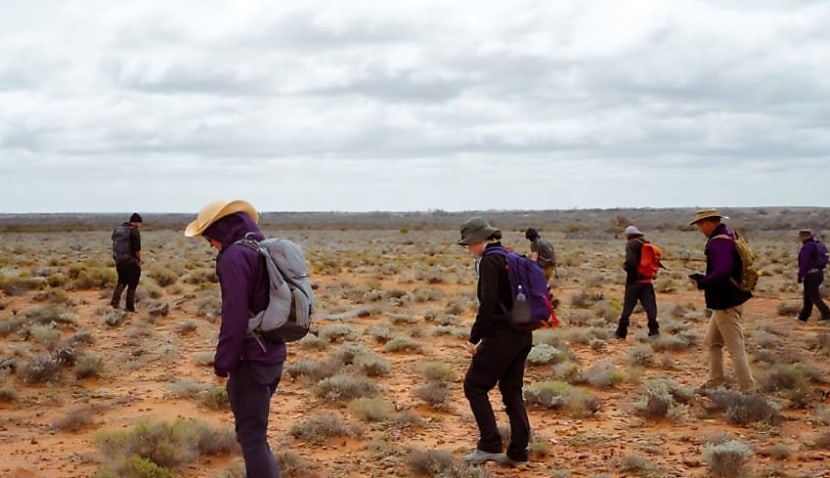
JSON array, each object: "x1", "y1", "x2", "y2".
[
  {"x1": 816, "y1": 240, "x2": 829, "y2": 270},
  {"x1": 483, "y1": 248, "x2": 554, "y2": 329}
]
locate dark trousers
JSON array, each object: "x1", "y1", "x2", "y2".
[
  {"x1": 615, "y1": 282, "x2": 659, "y2": 338},
  {"x1": 463, "y1": 330, "x2": 532, "y2": 462},
  {"x1": 227, "y1": 361, "x2": 284, "y2": 478},
  {"x1": 111, "y1": 262, "x2": 141, "y2": 311},
  {"x1": 799, "y1": 272, "x2": 830, "y2": 321}
]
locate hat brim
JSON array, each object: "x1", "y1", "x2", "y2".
[
  {"x1": 689, "y1": 214, "x2": 729, "y2": 226},
  {"x1": 185, "y1": 200, "x2": 258, "y2": 237},
  {"x1": 457, "y1": 226, "x2": 499, "y2": 246}
]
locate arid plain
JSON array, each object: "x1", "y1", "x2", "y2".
[{"x1": 1, "y1": 208, "x2": 829, "y2": 478}]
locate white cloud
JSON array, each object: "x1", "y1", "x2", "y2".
[{"x1": 0, "y1": 0, "x2": 828, "y2": 212}]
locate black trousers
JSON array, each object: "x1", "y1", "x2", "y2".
[
  {"x1": 799, "y1": 272, "x2": 830, "y2": 321},
  {"x1": 111, "y1": 262, "x2": 141, "y2": 311},
  {"x1": 615, "y1": 282, "x2": 659, "y2": 338},
  {"x1": 228, "y1": 361, "x2": 283, "y2": 478},
  {"x1": 463, "y1": 329, "x2": 532, "y2": 462}
]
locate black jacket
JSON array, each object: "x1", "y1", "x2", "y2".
[
  {"x1": 623, "y1": 237, "x2": 645, "y2": 284},
  {"x1": 469, "y1": 243, "x2": 514, "y2": 344}
]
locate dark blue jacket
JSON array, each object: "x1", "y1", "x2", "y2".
[
  {"x1": 470, "y1": 243, "x2": 514, "y2": 344},
  {"x1": 698, "y1": 224, "x2": 751, "y2": 310},
  {"x1": 204, "y1": 212, "x2": 286, "y2": 377}
]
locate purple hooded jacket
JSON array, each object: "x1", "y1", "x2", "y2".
[
  {"x1": 203, "y1": 212, "x2": 287, "y2": 377},
  {"x1": 698, "y1": 223, "x2": 752, "y2": 310},
  {"x1": 799, "y1": 238, "x2": 827, "y2": 282}
]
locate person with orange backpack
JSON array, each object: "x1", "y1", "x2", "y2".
[{"x1": 614, "y1": 225, "x2": 662, "y2": 340}]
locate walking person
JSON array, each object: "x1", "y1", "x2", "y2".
[
  {"x1": 525, "y1": 227, "x2": 556, "y2": 282},
  {"x1": 458, "y1": 217, "x2": 532, "y2": 468},
  {"x1": 185, "y1": 200, "x2": 285, "y2": 478},
  {"x1": 110, "y1": 213, "x2": 143, "y2": 312},
  {"x1": 797, "y1": 229, "x2": 830, "y2": 322},
  {"x1": 688, "y1": 209, "x2": 756, "y2": 392},
  {"x1": 614, "y1": 225, "x2": 660, "y2": 339}
]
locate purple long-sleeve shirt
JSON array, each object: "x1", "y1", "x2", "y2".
[
  {"x1": 203, "y1": 213, "x2": 286, "y2": 377},
  {"x1": 698, "y1": 224, "x2": 752, "y2": 310}
]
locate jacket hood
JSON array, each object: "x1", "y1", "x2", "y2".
[{"x1": 203, "y1": 212, "x2": 264, "y2": 249}]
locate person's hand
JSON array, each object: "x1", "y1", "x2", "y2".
[
  {"x1": 215, "y1": 374, "x2": 227, "y2": 387},
  {"x1": 465, "y1": 342, "x2": 480, "y2": 357}
]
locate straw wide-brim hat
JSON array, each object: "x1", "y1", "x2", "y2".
[
  {"x1": 689, "y1": 209, "x2": 729, "y2": 226},
  {"x1": 799, "y1": 229, "x2": 814, "y2": 238},
  {"x1": 184, "y1": 200, "x2": 258, "y2": 237}
]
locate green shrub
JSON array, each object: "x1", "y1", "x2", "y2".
[
  {"x1": 383, "y1": 336, "x2": 422, "y2": 353},
  {"x1": 354, "y1": 353, "x2": 392, "y2": 378},
  {"x1": 347, "y1": 398, "x2": 394, "y2": 423},
  {"x1": 418, "y1": 361, "x2": 456, "y2": 382},
  {"x1": 527, "y1": 343, "x2": 566, "y2": 366},
  {"x1": 414, "y1": 381, "x2": 451, "y2": 410},
  {"x1": 204, "y1": 387, "x2": 230, "y2": 410},
  {"x1": 74, "y1": 353, "x2": 104, "y2": 379},
  {"x1": 95, "y1": 419, "x2": 235, "y2": 469},
  {"x1": 314, "y1": 375, "x2": 380, "y2": 402},
  {"x1": 148, "y1": 266, "x2": 179, "y2": 288},
  {"x1": 288, "y1": 413, "x2": 358, "y2": 444},
  {"x1": 703, "y1": 441, "x2": 753, "y2": 478}
]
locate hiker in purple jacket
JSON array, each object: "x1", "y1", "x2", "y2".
[
  {"x1": 797, "y1": 229, "x2": 830, "y2": 322},
  {"x1": 688, "y1": 209, "x2": 755, "y2": 392},
  {"x1": 186, "y1": 200, "x2": 286, "y2": 478}
]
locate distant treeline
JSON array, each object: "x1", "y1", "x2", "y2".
[{"x1": 0, "y1": 207, "x2": 827, "y2": 235}]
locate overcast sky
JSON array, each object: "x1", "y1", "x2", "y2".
[{"x1": 1, "y1": 0, "x2": 828, "y2": 213}]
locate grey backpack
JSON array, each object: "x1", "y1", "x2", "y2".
[{"x1": 236, "y1": 235, "x2": 315, "y2": 343}]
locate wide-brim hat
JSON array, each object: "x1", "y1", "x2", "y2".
[
  {"x1": 184, "y1": 200, "x2": 258, "y2": 237},
  {"x1": 689, "y1": 208, "x2": 729, "y2": 226},
  {"x1": 457, "y1": 217, "x2": 500, "y2": 246},
  {"x1": 799, "y1": 229, "x2": 814, "y2": 238}
]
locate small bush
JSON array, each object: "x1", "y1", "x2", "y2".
[
  {"x1": 318, "y1": 325, "x2": 358, "y2": 343},
  {"x1": 406, "y1": 449, "x2": 489, "y2": 478},
  {"x1": 74, "y1": 353, "x2": 104, "y2": 379},
  {"x1": 0, "y1": 384, "x2": 19, "y2": 402},
  {"x1": 707, "y1": 390, "x2": 781, "y2": 426},
  {"x1": 314, "y1": 374, "x2": 380, "y2": 402},
  {"x1": 288, "y1": 413, "x2": 358, "y2": 444},
  {"x1": 347, "y1": 398, "x2": 394, "y2": 423},
  {"x1": 148, "y1": 266, "x2": 179, "y2": 288},
  {"x1": 524, "y1": 381, "x2": 601, "y2": 417},
  {"x1": 584, "y1": 360, "x2": 624, "y2": 389},
  {"x1": 204, "y1": 387, "x2": 230, "y2": 410},
  {"x1": 20, "y1": 355, "x2": 62, "y2": 384},
  {"x1": 626, "y1": 345, "x2": 655, "y2": 367},
  {"x1": 619, "y1": 454, "x2": 655, "y2": 473},
  {"x1": 285, "y1": 359, "x2": 341, "y2": 382},
  {"x1": 703, "y1": 441, "x2": 753, "y2": 478},
  {"x1": 813, "y1": 431, "x2": 830, "y2": 450},
  {"x1": 418, "y1": 361, "x2": 456, "y2": 382},
  {"x1": 553, "y1": 362, "x2": 584, "y2": 385},
  {"x1": 277, "y1": 450, "x2": 319, "y2": 478},
  {"x1": 414, "y1": 382, "x2": 451, "y2": 410},
  {"x1": 354, "y1": 353, "x2": 392, "y2": 378},
  {"x1": 383, "y1": 336, "x2": 422, "y2": 353},
  {"x1": 776, "y1": 302, "x2": 801, "y2": 317},
  {"x1": 53, "y1": 407, "x2": 96, "y2": 432},
  {"x1": 95, "y1": 419, "x2": 233, "y2": 469},
  {"x1": 527, "y1": 343, "x2": 566, "y2": 366}
]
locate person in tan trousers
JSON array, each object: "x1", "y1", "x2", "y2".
[{"x1": 688, "y1": 209, "x2": 756, "y2": 392}]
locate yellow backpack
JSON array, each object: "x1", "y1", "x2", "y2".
[{"x1": 712, "y1": 231, "x2": 759, "y2": 292}]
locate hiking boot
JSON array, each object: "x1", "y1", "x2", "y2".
[
  {"x1": 797, "y1": 316, "x2": 809, "y2": 322},
  {"x1": 110, "y1": 301, "x2": 119, "y2": 309},
  {"x1": 125, "y1": 307, "x2": 136, "y2": 313},
  {"x1": 463, "y1": 450, "x2": 505, "y2": 465}
]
